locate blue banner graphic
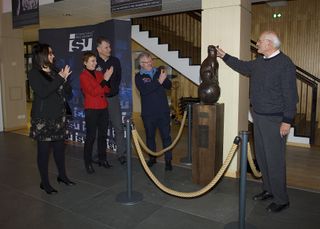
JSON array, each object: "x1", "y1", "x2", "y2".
[{"x1": 39, "y1": 20, "x2": 132, "y2": 150}]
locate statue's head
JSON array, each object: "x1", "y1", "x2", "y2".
[{"x1": 208, "y1": 45, "x2": 217, "y2": 57}]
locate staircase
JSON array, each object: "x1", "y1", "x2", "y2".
[
  {"x1": 131, "y1": 25, "x2": 200, "y2": 85},
  {"x1": 132, "y1": 12, "x2": 320, "y2": 146}
]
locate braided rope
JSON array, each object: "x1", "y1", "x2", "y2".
[
  {"x1": 135, "y1": 110, "x2": 187, "y2": 157},
  {"x1": 247, "y1": 142, "x2": 262, "y2": 178},
  {"x1": 132, "y1": 129, "x2": 239, "y2": 198}
]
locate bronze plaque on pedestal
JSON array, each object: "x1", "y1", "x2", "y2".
[{"x1": 192, "y1": 103, "x2": 224, "y2": 185}]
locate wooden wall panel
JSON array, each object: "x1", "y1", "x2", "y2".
[
  {"x1": 252, "y1": 0, "x2": 320, "y2": 122},
  {"x1": 252, "y1": 0, "x2": 320, "y2": 76}
]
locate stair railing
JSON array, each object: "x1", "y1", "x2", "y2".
[
  {"x1": 132, "y1": 11, "x2": 201, "y2": 65},
  {"x1": 131, "y1": 12, "x2": 319, "y2": 145}
]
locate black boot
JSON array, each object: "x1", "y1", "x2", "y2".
[
  {"x1": 98, "y1": 161, "x2": 112, "y2": 168},
  {"x1": 85, "y1": 163, "x2": 95, "y2": 174},
  {"x1": 118, "y1": 156, "x2": 127, "y2": 165},
  {"x1": 165, "y1": 160, "x2": 172, "y2": 171},
  {"x1": 147, "y1": 157, "x2": 157, "y2": 167},
  {"x1": 57, "y1": 176, "x2": 76, "y2": 186},
  {"x1": 40, "y1": 183, "x2": 58, "y2": 194}
]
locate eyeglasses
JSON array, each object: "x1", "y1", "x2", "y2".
[
  {"x1": 257, "y1": 39, "x2": 271, "y2": 43},
  {"x1": 140, "y1": 61, "x2": 152, "y2": 64}
]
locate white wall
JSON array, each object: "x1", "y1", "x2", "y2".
[{"x1": 202, "y1": 0, "x2": 251, "y2": 177}]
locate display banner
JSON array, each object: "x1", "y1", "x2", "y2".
[
  {"x1": 12, "y1": 0, "x2": 39, "y2": 28},
  {"x1": 39, "y1": 20, "x2": 132, "y2": 150},
  {"x1": 111, "y1": 0, "x2": 162, "y2": 15}
]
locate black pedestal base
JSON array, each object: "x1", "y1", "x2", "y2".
[
  {"x1": 224, "y1": 221, "x2": 257, "y2": 229},
  {"x1": 116, "y1": 191, "x2": 143, "y2": 205}
]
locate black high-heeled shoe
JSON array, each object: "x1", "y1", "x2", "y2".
[
  {"x1": 85, "y1": 163, "x2": 95, "y2": 174},
  {"x1": 40, "y1": 183, "x2": 58, "y2": 195},
  {"x1": 57, "y1": 176, "x2": 76, "y2": 186},
  {"x1": 98, "y1": 161, "x2": 112, "y2": 168}
]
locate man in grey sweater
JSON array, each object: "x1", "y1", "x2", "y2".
[{"x1": 216, "y1": 31, "x2": 298, "y2": 213}]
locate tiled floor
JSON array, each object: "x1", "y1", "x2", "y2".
[{"x1": 0, "y1": 132, "x2": 320, "y2": 229}]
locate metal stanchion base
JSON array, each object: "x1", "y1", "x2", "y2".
[
  {"x1": 224, "y1": 221, "x2": 257, "y2": 229},
  {"x1": 116, "y1": 191, "x2": 143, "y2": 206},
  {"x1": 180, "y1": 156, "x2": 192, "y2": 166}
]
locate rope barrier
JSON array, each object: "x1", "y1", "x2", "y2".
[
  {"x1": 135, "y1": 110, "x2": 187, "y2": 157},
  {"x1": 247, "y1": 142, "x2": 262, "y2": 178},
  {"x1": 132, "y1": 128, "x2": 239, "y2": 198}
]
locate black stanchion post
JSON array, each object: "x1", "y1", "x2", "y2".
[
  {"x1": 116, "y1": 119, "x2": 143, "y2": 205},
  {"x1": 126, "y1": 119, "x2": 132, "y2": 200},
  {"x1": 239, "y1": 131, "x2": 249, "y2": 229},
  {"x1": 225, "y1": 131, "x2": 256, "y2": 229},
  {"x1": 180, "y1": 103, "x2": 192, "y2": 165}
]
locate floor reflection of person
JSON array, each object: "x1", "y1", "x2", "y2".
[{"x1": 28, "y1": 43, "x2": 75, "y2": 195}]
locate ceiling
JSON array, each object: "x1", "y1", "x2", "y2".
[
  {"x1": 20, "y1": 0, "x2": 201, "y2": 41},
  {"x1": 15, "y1": 0, "x2": 280, "y2": 42}
]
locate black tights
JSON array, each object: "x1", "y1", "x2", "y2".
[{"x1": 37, "y1": 140, "x2": 67, "y2": 188}]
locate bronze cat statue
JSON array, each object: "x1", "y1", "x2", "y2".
[{"x1": 198, "y1": 45, "x2": 221, "y2": 104}]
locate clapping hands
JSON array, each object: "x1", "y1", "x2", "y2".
[
  {"x1": 59, "y1": 65, "x2": 72, "y2": 80},
  {"x1": 158, "y1": 68, "x2": 167, "y2": 84},
  {"x1": 104, "y1": 66, "x2": 114, "y2": 81}
]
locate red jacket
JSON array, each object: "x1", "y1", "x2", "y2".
[{"x1": 80, "y1": 69, "x2": 110, "y2": 109}]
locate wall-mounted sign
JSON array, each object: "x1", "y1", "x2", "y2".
[
  {"x1": 12, "y1": 0, "x2": 39, "y2": 28},
  {"x1": 111, "y1": 0, "x2": 162, "y2": 15}
]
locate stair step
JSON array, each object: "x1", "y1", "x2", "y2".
[
  {"x1": 133, "y1": 22, "x2": 201, "y2": 65},
  {"x1": 131, "y1": 24, "x2": 200, "y2": 84}
]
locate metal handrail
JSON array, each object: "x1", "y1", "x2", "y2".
[
  {"x1": 250, "y1": 40, "x2": 320, "y2": 83},
  {"x1": 132, "y1": 15, "x2": 318, "y2": 144}
]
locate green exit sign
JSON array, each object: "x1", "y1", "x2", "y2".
[{"x1": 273, "y1": 13, "x2": 282, "y2": 18}]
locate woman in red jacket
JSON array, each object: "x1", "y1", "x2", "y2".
[{"x1": 80, "y1": 51, "x2": 113, "y2": 174}]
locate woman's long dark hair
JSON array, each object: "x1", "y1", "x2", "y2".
[{"x1": 31, "y1": 43, "x2": 52, "y2": 70}]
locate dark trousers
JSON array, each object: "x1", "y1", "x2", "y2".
[
  {"x1": 84, "y1": 108, "x2": 108, "y2": 165},
  {"x1": 92, "y1": 95, "x2": 125, "y2": 160},
  {"x1": 252, "y1": 110, "x2": 289, "y2": 204},
  {"x1": 142, "y1": 113, "x2": 172, "y2": 161},
  {"x1": 37, "y1": 140, "x2": 66, "y2": 187},
  {"x1": 108, "y1": 95, "x2": 126, "y2": 157}
]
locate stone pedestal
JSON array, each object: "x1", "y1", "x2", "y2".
[{"x1": 192, "y1": 103, "x2": 224, "y2": 185}]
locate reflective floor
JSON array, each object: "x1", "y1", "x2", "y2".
[{"x1": 0, "y1": 132, "x2": 319, "y2": 229}]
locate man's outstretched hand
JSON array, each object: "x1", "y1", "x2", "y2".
[{"x1": 216, "y1": 46, "x2": 226, "y2": 58}]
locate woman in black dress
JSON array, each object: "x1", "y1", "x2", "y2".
[{"x1": 28, "y1": 43, "x2": 75, "y2": 194}]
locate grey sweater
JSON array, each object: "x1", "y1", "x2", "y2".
[{"x1": 223, "y1": 52, "x2": 298, "y2": 124}]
